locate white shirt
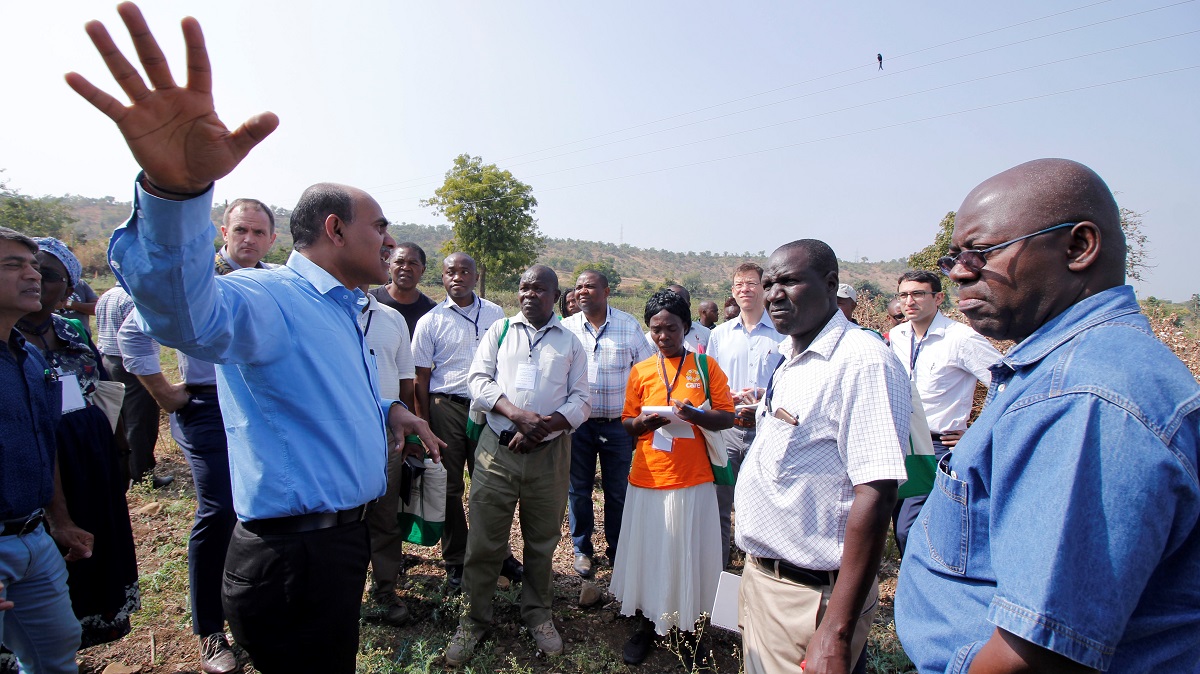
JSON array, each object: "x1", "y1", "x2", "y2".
[
  {"x1": 360, "y1": 293, "x2": 415, "y2": 400},
  {"x1": 562, "y1": 307, "x2": 656, "y2": 419},
  {"x1": 735, "y1": 311, "x2": 910, "y2": 570},
  {"x1": 411, "y1": 295, "x2": 506, "y2": 397},
  {"x1": 706, "y1": 311, "x2": 783, "y2": 393},
  {"x1": 468, "y1": 312, "x2": 591, "y2": 442},
  {"x1": 889, "y1": 311, "x2": 1000, "y2": 434}
]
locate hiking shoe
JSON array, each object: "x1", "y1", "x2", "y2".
[
  {"x1": 445, "y1": 626, "x2": 480, "y2": 666},
  {"x1": 199, "y1": 633, "x2": 240, "y2": 674},
  {"x1": 530, "y1": 620, "x2": 563, "y2": 655},
  {"x1": 446, "y1": 564, "x2": 463, "y2": 594},
  {"x1": 500, "y1": 554, "x2": 524, "y2": 583},
  {"x1": 623, "y1": 627, "x2": 653, "y2": 665},
  {"x1": 383, "y1": 601, "x2": 410, "y2": 626},
  {"x1": 573, "y1": 553, "x2": 593, "y2": 578}
]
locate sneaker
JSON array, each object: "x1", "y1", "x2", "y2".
[
  {"x1": 446, "y1": 564, "x2": 463, "y2": 594},
  {"x1": 500, "y1": 554, "x2": 524, "y2": 583},
  {"x1": 573, "y1": 553, "x2": 593, "y2": 578},
  {"x1": 445, "y1": 626, "x2": 480, "y2": 666},
  {"x1": 199, "y1": 633, "x2": 240, "y2": 674},
  {"x1": 622, "y1": 627, "x2": 654, "y2": 665},
  {"x1": 530, "y1": 620, "x2": 563, "y2": 655}
]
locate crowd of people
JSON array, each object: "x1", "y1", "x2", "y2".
[{"x1": 2, "y1": 5, "x2": 1198, "y2": 674}]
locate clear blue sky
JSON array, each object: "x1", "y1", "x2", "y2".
[{"x1": 3, "y1": 0, "x2": 1197, "y2": 299}]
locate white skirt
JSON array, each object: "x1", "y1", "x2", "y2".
[{"x1": 610, "y1": 481, "x2": 723, "y2": 635}]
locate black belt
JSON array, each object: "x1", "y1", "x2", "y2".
[
  {"x1": 1, "y1": 509, "x2": 45, "y2": 537},
  {"x1": 751, "y1": 555, "x2": 831, "y2": 587},
  {"x1": 242, "y1": 505, "x2": 367, "y2": 536},
  {"x1": 186, "y1": 384, "x2": 219, "y2": 396},
  {"x1": 588, "y1": 417, "x2": 621, "y2": 424},
  {"x1": 433, "y1": 393, "x2": 470, "y2": 407}
]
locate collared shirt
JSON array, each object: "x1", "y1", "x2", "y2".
[
  {"x1": 468, "y1": 312, "x2": 590, "y2": 442},
  {"x1": 895, "y1": 286, "x2": 1200, "y2": 674},
  {"x1": 889, "y1": 311, "x2": 1000, "y2": 433},
  {"x1": 562, "y1": 307, "x2": 655, "y2": 418},
  {"x1": 411, "y1": 294, "x2": 506, "y2": 397},
  {"x1": 109, "y1": 180, "x2": 393, "y2": 521},
  {"x1": 215, "y1": 245, "x2": 278, "y2": 274},
  {"x1": 735, "y1": 310, "x2": 910, "y2": 570},
  {"x1": 94, "y1": 285, "x2": 135, "y2": 357},
  {"x1": 360, "y1": 293, "x2": 415, "y2": 400},
  {"x1": 0, "y1": 330, "x2": 59, "y2": 520},
  {"x1": 705, "y1": 310, "x2": 783, "y2": 393}
]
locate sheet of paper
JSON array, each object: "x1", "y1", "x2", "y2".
[
  {"x1": 515, "y1": 363, "x2": 538, "y2": 391},
  {"x1": 710, "y1": 571, "x2": 742, "y2": 633},
  {"x1": 59, "y1": 374, "x2": 86, "y2": 414},
  {"x1": 641, "y1": 406, "x2": 696, "y2": 439},
  {"x1": 651, "y1": 429, "x2": 674, "y2": 452}
]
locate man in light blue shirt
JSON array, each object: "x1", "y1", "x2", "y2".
[
  {"x1": 706, "y1": 261, "x2": 782, "y2": 567},
  {"x1": 72, "y1": 6, "x2": 443, "y2": 672},
  {"x1": 895, "y1": 159, "x2": 1200, "y2": 673}
]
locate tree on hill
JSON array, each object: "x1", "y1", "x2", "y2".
[
  {"x1": 572, "y1": 258, "x2": 622, "y2": 292},
  {"x1": 908, "y1": 211, "x2": 955, "y2": 273},
  {"x1": 421, "y1": 154, "x2": 542, "y2": 297},
  {"x1": 1, "y1": 172, "x2": 79, "y2": 241}
]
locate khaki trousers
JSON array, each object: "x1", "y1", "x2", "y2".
[
  {"x1": 462, "y1": 426, "x2": 570, "y2": 633},
  {"x1": 365, "y1": 435, "x2": 406, "y2": 602},
  {"x1": 739, "y1": 558, "x2": 879, "y2": 674},
  {"x1": 429, "y1": 395, "x2": 475, "y2": 567}
]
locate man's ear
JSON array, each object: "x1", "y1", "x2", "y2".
[
  {"x1": 324, "y1": 213, "x2": 345, "y2": 247},
  {"x1": 1066, "y1": 221, "x2": 1102, "y2": 273}
]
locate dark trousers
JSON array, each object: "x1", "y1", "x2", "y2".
[
  {"x1": 892, "y1": 437, "x2": 951, "y2": 558},
  {"x1": 170, "y1": 389, "x2": 236, "y2": 636},
  {"x1": 222, "y1": 520, "x2": 370, "y2": 673},
  {"x1": 567, "y1": 418, "x2": 632, "y2": 561},
  {"x1": 103, "y1": 355, "x2": 161, "y2": 483}
]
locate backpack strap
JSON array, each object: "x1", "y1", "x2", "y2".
[{"x1": 695, "y1": 352, "x2": 712, "y2": 404}]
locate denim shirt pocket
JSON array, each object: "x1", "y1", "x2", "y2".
[{"x1": 921, "y1": 458, "x2": 970, "y2": 575}]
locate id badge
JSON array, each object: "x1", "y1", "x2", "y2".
[
  {"x1": 59, "y1": 373, "x2": 86, "y2": 413},
  {"x1": 587, "y1": 356, "x2": 599, "y2": 383},
  {"x1": 515, "y1": 362, "x2": 538, "y2": 391}
]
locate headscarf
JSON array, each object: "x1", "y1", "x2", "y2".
[{"x1": 34, "y1": 237, "x2": 82, "y2": 287}]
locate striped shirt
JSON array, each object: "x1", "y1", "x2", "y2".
[
  {"x1": 94, "y1": 285, "x2": 135, "y2": 357},
  {"x1": 563, "y1": 307, "x2": 656, "y2": 418}
]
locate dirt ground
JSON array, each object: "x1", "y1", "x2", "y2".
[{"x1": 74, "y1": 428, "x2": 911, "y2": 674}]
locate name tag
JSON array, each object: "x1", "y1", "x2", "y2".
[
  {"x1": 587, "y1": 357, "x2": 599, "y2": 383},
  {"x1": 60, "y1": 373, "x2": 86, "y2": 413},
  {"x1": 515, "y1": 363, "x2": 538, "y2": 391}
]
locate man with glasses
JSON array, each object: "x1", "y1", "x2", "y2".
[
  {"x1": 887, "y1": 269, "x2": 999, "y2": 556},
  {"x1": 895, "y1": 159, "x2": 1200, "y2": 673}
]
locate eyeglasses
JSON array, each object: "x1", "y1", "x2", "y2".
[
  {"x1": 891, "y1": 314, "x2": 905, "y2": 321},
  {"x1": 39, "y1": 269, "x2": 67, "y2": 284},
  {"x1": 938, "y1": 222, "x2": 1077, "y2": 275},
  {"x1": 895, "y1": 290, "x2": 932, "y2": 301}
]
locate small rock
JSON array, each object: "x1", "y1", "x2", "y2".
[
  {"x1": 102, "y1": 664, "x2": 142, "y2": 674},
  {"x1": 497, "y1": 576, "x2": 511, "y2": 590},
  {"x1": 578, "y1": 581, "x2": 602, "y2": 607},
  {"x1": 133, "y1": 502, "x2": 162, "y2": 516}
]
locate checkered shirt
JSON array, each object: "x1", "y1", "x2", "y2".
[
  {"x1": 411, "y1": 295, "x2": 506, "y2": 396},
  {"x1": 563, "y1": 307, "x2": 656, "y2": 418},
  {"x1": 735, "y1": 310, "x2": 910, "y2": 570},
  {"x1": 94, "y1": 285, "x2": 135, "y2": 357}
]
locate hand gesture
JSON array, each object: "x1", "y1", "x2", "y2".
[
  {"x1": 65, "y1": 3, "x2": 278, "y2": 195},
  {"x1": 673, "y1": 399, "x2": 703, "y2": 423},
  {"x1": 51, "y1": 523, "x2": 95, "y2": 562},
  {"x1": 388, "y1": 403, "x2": 446, "y2": 463}
]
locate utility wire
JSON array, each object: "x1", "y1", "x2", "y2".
[
  {"x1": 364, "y1": 0, "x2": 1145, "y2": 191},
  {"x1": 379, "y1": 27, "x2": 1199, "y2": 206},
  {"x1": 383, "y1": 65, "x2": 1199, "y2": 214}
]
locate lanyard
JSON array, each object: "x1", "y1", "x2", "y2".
[
  {"x1": 519, "y1": 324, "x2": 550, "y2": 360},
  {"x1": 909, "y1": 329, "x2": 927, "y2": 380},
  {"x1": 657, "y1": 350, "x2": 689, "y2": 404},
  {"x1": 450, "y1": 296, "x2": 482, "y2": 339},
  {"x1": 362, "y1": 309, "x2": 375, "y2": 338},
  {"x1": 586, "y1": 311, "x2": 610, "y2": 354},
  {"x1": 762, "y1": 356, "x2": 785, "y2": 412}
]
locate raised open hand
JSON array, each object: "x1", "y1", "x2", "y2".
[{"x1": 64, "y1": 2, "x2": 277, "y2": 195}]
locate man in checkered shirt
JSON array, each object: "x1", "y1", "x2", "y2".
[{"x1": 735, "y1": 239, "x2": 910, "y2": 674}]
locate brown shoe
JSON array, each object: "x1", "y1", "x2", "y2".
[{"x1": 199, "y1": 633, "x2": 240, "y2": 674}]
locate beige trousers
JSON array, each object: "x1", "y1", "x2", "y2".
[
  {"x1": 365, "y1": 440, "x2": 406, "y2": 602},
  {"x1": 429, "y1": 395, "x2": 474, "y2": 566},
  {"x1": 461, "y1": 426, "x2": 570, "y2": 633},
  {"x1": 739, "y1": 558, "x2": 879, "y2": 674}
]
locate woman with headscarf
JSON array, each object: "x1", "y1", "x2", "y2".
[
  {"x1": 612, "y1": 289, "x2": 735, "y2": 668},
  {"x1": 15, "y1": 238, "x2": 140, "y2": 648}
]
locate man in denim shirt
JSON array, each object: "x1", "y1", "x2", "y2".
[{"x1": 895, "y1": 158, "x2": 1200, "y2": 673}]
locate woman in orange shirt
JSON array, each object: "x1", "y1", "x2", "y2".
[{"x1": 612, "y1": 290, "x2": 735, "y2": 666}]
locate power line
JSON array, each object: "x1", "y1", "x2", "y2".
[
  {"x1": 363, "y1": 0, "x2": 1137, "y2": 192},
  {"x1": 378, "y1": 27, "x2": 1199, "y2": 207},
  {"x1": 382, "y1": 65, "x2": 1199, "y2": 215}
]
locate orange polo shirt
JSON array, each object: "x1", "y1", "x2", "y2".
[{"x1": 623, "y1": 352, "x2": 735, "y2": 490}]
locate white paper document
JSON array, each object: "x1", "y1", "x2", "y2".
[
  {"x1": 710, "y1": 571, "x2": 742, "y2": 632},
  {"x1": 59, "y1": 374, "x2": 86, "y2": 414}
]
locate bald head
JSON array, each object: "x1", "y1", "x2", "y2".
[
  {"x1": 952, "y1": 158, "x2": 1123, "y2": 341},
  {"x1": 668, "y1": 284, "x2": 691, "y2": 306}
]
